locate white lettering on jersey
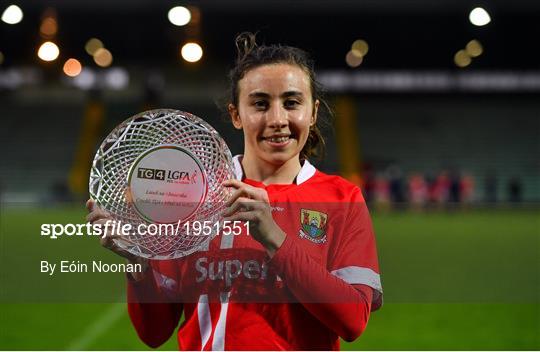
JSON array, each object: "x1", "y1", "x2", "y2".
[{"x1": 195, "y1": 257, "x2": 269, "y2": 288}]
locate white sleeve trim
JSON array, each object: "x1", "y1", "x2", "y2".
[{"x1": 331, "y1": 266, "x2": 383, "y2": 293}]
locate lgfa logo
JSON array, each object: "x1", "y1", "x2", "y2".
[{"x1": 137, "y1": 167, "x2": 198, "y2": 184}]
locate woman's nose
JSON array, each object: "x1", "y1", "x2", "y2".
[{"x1": 267, "y1": 105, "x2": 288, "y2": 129}]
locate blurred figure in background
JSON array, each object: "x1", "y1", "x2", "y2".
[
  {"x1": 408, "y1": 172, "x2": 428, "y2": 210},
  {"x1": 448, "y1": 169, "x2": 461, "y2": 204},
  {"x1": 388, "y1": 165, "x2": 405, "y2": 208},
  {"x1": 362, "y1": 165, "x2": 376, "y2": 204},
  {"x1": 484, "y1": 171, "x2": 498, "y2": 204},
  {"x1": 507, "y1": 176, "x2": 523, "y2": 203},
  {"x1": 431, "y1": 171, "x2": 450, "y2": 207},
  {"x1": 374, "y1": 171, "x2": 391, "y2": 211},
  {"x1": 49, "y1": 180, "x2": 72, "y2": 204},
  {"x1": 460, "y1": 172, "x2": 476, "y2": 206}
]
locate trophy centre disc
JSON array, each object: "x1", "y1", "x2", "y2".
[{"x1": 127, "y1": 145, "x2": 207, "y2": 224}]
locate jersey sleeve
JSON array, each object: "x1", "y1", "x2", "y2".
[
  {"x1": 329, "y1": 187, "x2": 383, "y2": 310},
  {"x1": 127, "y1": 260, "x2": 183, "y2": 348},
  {"x1": 269, "y1": 232, "x2": 373, "y2": 342}
]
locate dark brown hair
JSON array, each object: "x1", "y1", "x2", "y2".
[{"x1": 227, "y1": 32, "x2": 331, "y2": 160}]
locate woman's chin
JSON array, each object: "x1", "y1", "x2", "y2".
[{"x1": 260, "y1": 150, "x2": 300, "y2": 165}]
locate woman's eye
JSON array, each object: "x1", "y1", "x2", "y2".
[
  {"x1": 284, "y1": 100, "x2": 300, "y2": 108},
  {"x1": 254, "y1": 101, "x2": 268, "y2": 109}
]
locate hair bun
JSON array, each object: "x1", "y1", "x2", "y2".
[{"x1": 235, "y1": 32, "x2": 258, "y2": 62}]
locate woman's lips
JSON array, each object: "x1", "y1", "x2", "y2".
[{"x1": 262, "y1": 135, "x2": 293, "y2": 148}]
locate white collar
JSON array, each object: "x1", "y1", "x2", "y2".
[{"x1": 232, "y1": 155, "x2": 316, "y2": 185}]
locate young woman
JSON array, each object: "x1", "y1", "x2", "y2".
[{"x1": 86, "y1": 32, "x2": 382, "y2": 350}]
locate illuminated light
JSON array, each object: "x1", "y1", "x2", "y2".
[
  {"x1": 37, "y1": 41, "x2": 60, "y2": 62},
  {"x1": 469, "y1": 7, "x2": 491, "y2": 26},
  {"x1": 351, "y1": 39, "x2": 369, "y2": 57},
  {"x1": 1, "y1": 5, "x2": 23, "y2": 24},
  {"x1": 105, "y1": 67, "x2": 129, "y2": 89},
  {"x1": 351, "y1": 49, "x2": 363, "y2": 58},
  {"x1": 346, "y1": 50, "x2": 363, "y2": 68},
  {"x1": 63, "y1": 58, "x2": 82, "y2": 77},
  {"x1": 181, "y1": 42, "x2": 203, "y2": 63},
  {"x1": 465, "y1": 39, "x2": 483, "y2": 57},
  {"x1": 0, "y1": 51, "x2": 4, "y2": 65},
  {"x1": 73, "y1": 68, "x2": 96, "y2": 90},
  {"x1": 93, "y1": 48, "x2": 113, "y2": 67},
  {"x1": 454, "y1": 50, "x2": 471, "y2": 68},
  {"x1": 168, "y1": 6, "x2": 191, "y2": 26},
  {"x1": 85, "y1": 38, "x2": 103, "y2": 56},
  {"x1": 40, "y1": 17, "x2": 58, "y2": 37}
]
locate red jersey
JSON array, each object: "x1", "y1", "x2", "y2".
[{"x1": 128, "y1": 156, "x2": 383, "y2": 350}]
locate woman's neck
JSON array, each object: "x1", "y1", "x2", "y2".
[{"x1": 241, "y1": 153, "x2": 302, "y2": 185}]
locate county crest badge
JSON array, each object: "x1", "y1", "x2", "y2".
[{"x1": 299, "y1": 209, "x2": 328, "y2": 244}]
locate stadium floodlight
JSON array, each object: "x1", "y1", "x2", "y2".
[
  {"x1": 93, "y1": 48, "x2": 113, "y2": 67},
  {"x1": 168, "y1": 6, "x2": 191, "y2": 26},
  {"x1": 1, "y1": 4, "x2": 23, "y2": 24},
  {"x1": 85, "y1": 38, "x2": 104, "y2": 56},
  {"x1": 63, "y1": 58, "x2": 82, "y2": 77},
  {"x1": 469, "y1": 7, "x2": 491, "y2": 26},
  {"x1": 37, "y1": 41, "x2": 59, "y2": 62},
  {"x1": 181, "y1": 42, "x2": 203, "y2": 62}
]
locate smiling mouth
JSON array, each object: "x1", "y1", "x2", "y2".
[{"x1": 264, "y1": 135, "x2": 291, "y2": 143}]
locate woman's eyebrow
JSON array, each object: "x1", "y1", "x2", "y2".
[
  {"x1": 247, "y1": 91, "x2": 303, "y2": 99},
  {"x1": 248, "y1": 92, "x2": 270, "y2": 98},
  {"x1": 281, "y1": 91, "x2": 303, "y2": 98}
]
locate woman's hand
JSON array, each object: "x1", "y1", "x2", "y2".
[
  {"x1": 222, "y1": 179, "x2": 285, "y2": 257},
  {"x1": 85, "y1": 199, "x2": 149, "y2": 280}
]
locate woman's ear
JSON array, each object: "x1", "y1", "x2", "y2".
[
  {"x1": 228, "y1": 103, "x2": 243, "y2": 130},
  {"x1": 311, "y1": 99, "x2": 320, "y2": 126}
]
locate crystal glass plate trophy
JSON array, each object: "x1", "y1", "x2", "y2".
[{"x1": 89, "y1": 109, "x2": 234, "y2": 259}]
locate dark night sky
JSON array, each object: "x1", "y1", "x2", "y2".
[{"x1": 2, "y1": 0, "x2": 539, "y2": 70}]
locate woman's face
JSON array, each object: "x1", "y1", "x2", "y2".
[{"x1": 229, "y1": 63, "x2": 319, "y2": 166}]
